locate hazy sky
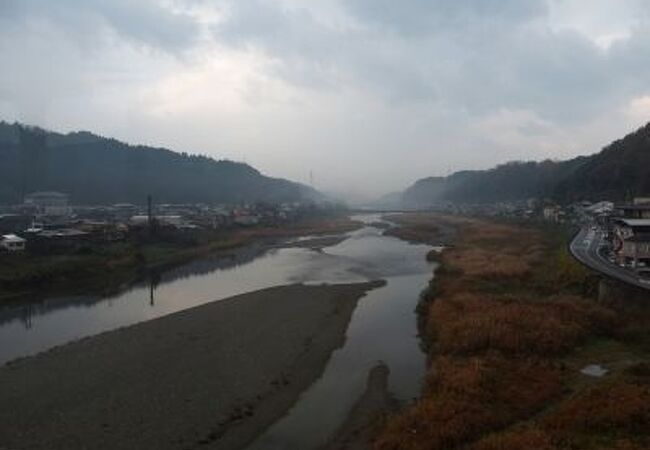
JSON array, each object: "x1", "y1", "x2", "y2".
[{"x1": 2, "y1": 0, "x2": 650, "y2": 201}]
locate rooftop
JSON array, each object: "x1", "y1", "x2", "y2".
[
  {"x1": 2, "y1": 234, "x2": 26, "y2": 243},
  {"x1": 613, "y1": 218, "x2": 650, "y2": 227},
  {"x1": 37, "y1": 229, "x2": 89, "y2": 238},
  {"x1": 616, "y1": 203, "x2": 650, "y2": 210}
]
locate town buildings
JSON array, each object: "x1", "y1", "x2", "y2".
[
  {"x1": 609, "y1": 198, "x2": 650, "y2": 273},
  {"x1": 614, "y1": 198, "x2": 650, "y2": 219},
  {"x1": 23, "y1": 191, "x2": 70, "y2": 216},
  {"x1": 0, "y1": 234, "x2": 26, "y2": 252},
  {"x1": 0, "y1": 191, "x2": 335, "y2": 256}
]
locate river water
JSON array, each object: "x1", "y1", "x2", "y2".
[{"x1": 0, "y1": 214, "x2": 435, "y2": 449}]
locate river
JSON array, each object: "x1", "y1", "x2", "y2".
[{"x1": 0, "y1": 214, "x2": 435, "y2": 449}]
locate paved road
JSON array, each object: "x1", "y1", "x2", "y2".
[{"x1": 569, "y1": 226, "x2": 650, "y2": 291}]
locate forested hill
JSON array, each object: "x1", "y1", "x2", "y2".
[
  {"x1": 553, "y1": 122, "x2": 650, "y2": 201},
  {"x1": 401, "y1": 122, "x2": 650, "y2": 207},
  {"x1": 0, "y1": 122, "x2": 320, "y2": 205}
]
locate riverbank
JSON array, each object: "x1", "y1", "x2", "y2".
[
  {"x1": 0, "y1": 280, "x2": 383, "y2": 450},
  {"x1": 381, "y1": 213, "x2": 458, "y2": 246},
  {"x1": 374, "y1": 213, "x2": 650, "y2": 450},
  {"x1": 0, "y1": 216, "x2": 362, "y2": 303},
  {"x1": 323, "y1": 363, "x2": 398, "y2": 450}
]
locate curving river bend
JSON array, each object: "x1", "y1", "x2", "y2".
[{"x1": 0, "y1": 214, "x2": 435, "y2": 449}]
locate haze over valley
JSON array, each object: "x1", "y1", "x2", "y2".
[
  {"x1": 4, "y1": 0, "x2": 650, "y2": 200},
  {"x1": 2, "y1": 2, "x2": 650, "y2": 450}
]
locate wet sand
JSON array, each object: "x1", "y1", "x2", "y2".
[
  {"x1": 0, "y1": 281, "x2": 383, "y2": 450},
  {"x1": 275, "y1": 235, "x2": 349, "y2": 251},
  {"x1": 323, "y1": 363, "x2": 398, "y2": 450}
]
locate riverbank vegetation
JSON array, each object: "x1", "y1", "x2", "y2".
[
  {"x1": 0, "y1": 215, "x2": 361, "y2": 302},
  {"x1": 375, "y1": 213, "x2": 650, "y2": 450}
]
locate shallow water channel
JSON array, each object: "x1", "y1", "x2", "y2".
[{"x1": 0, "y1": 214, "x2": 435, "y2": 448}]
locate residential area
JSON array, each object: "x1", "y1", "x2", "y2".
[
  {"x1": 0, "y1": 190, "x2": 337, "y2": 256},
  {"x1": 598, "y1": 199, "x2": 650, "y2": 273},
  {"x1": 402, "y1": 195, "x2": 650, "y2": 286},
  {"x1": 568, "y1": 197, "x2": 650, "y2": 288}
]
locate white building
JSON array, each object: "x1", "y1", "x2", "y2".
[
  {"x1": 234, "y1": 214, "x2": 260, "y2": 226},
  {"x1": 24, "y1": 191, "x2": 70, "y2": 216},
  {"x1": 130, "y1": 215, "x2": 184, "y2": 228},
  {"x1": 543, "y1": 205, "x2": 562, "y2": 222},
  {"x1": 1, "y1": 234, "x2": 26, "y2": 252},
  {"x1": 585, "y1": 201, "x2": 614, "y2": 215}
]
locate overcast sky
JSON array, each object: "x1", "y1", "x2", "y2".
[{"x1": 2, "y1": 0, "x2": 650, "y2": 201}]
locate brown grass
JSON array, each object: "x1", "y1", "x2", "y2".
[
  {"x1": 375, "y1": 355, "x2": 564, "y2": 450},
  {"x1": 232, "y1": 216, "x2": 362, "y2": 240},
  {"x1": 471, "y1": 428, "x2": 557, "y2": 450},
  {"x1": 383, "y1": 213, "x2": 473, "y2": 245},
  {"x1": 465, "y1": 374, "x2": 650, "y2": 450},
  {"x1": 429, "y1": 293, "x2": 615, "y2": 356},
  {"x1": 373, "y1": 213, "x2": 650, "y2": 450},
  {"x1": 544, "y1": 380, "x2": 650, "y2": 435}
]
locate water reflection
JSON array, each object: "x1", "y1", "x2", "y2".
[
  {"x1": 0, "y1": 215, "x2": 422, "y2": 366},
  {"x1": 0, "y1": 214, "x2": 435, "y2": 449},
  {"x1": 0, "y1": 243, "x2": 268, "y2": 330},
  {"x1": 246, "y1": 218, "x2": 433, "y2": 450}
]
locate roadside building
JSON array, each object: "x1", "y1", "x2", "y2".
[
  {"x1": 543, "y1": 205, "x2": 563, "y2": 223},
  {"x1": 585, "y1": 201, "x2": 614, "y2": 216},
  {"x1": 73, "y1": 220, "x2": 127, "y2": 242},
  {"x1": 27, "y1": 228, "x2": 90, "y2": 254},
  {"x1": 611, "y1": 218, "x2": 650, "y2": 272},
  {"x1": 0, "y1": 234, "x2": 26, "y2": 252},
  {"x1": 24, "y1": 191, "x2": 70, "y2": 216},
  {"x1": 212, "y1": 208, "x2": 233, "y2": 228},
  {"x1": 614, "y1": 198, "x2": 650, "y2": 219},
  {"x1": 583, "y1": 201, "x2": 614, "y2": 227},
  {"x1": 233, "y1": 213, "x2": 260, "y2": 227},
  {"x1": 130, "y1": 215, "x2": 184, "y2": 228}
]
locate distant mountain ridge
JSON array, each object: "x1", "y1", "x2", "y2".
[
  {"x1": 0, "y1": 122, "x2": 321, "y2": 205},
  {"x1": 400, "y1": 122, "x2": 650, "y2": 207}
]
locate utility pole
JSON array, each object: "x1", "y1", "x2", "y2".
[{"x1": 147, "y1": 195, "x2": 153, "y2": 236}]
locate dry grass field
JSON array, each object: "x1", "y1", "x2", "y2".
[{"x1": 375, "y1": 214, "x2": 650, "y2": 450}]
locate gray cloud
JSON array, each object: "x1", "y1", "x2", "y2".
[
  {"x1": 2, "y1": 0, "x2": 650, "y2": 199},
  {"x1": 213, "y1": 0, "x2": 650, "y2": 125},
  {"x1": 0, "y1": 0, "x2": 200, "y2": 51},
  {"x1": 345, "y1": 0, "x2": 548, "y2": 35}
]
